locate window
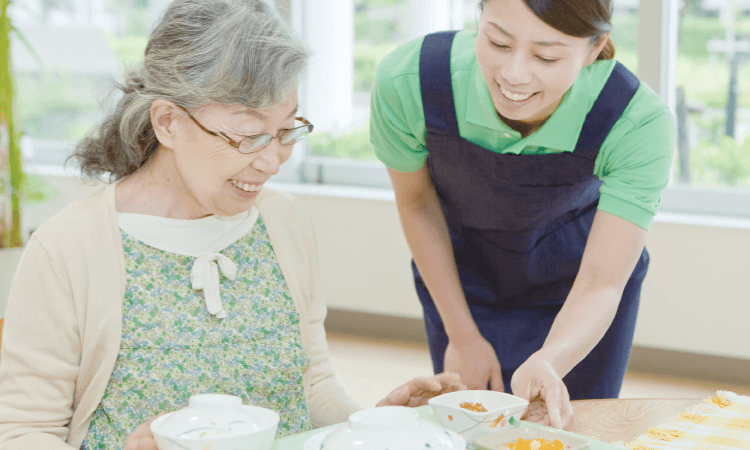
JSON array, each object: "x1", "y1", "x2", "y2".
[
  {"x1": 612, "y1": 0, "x2": 639, "y2": 74},
  {"x1": 11, "y1": 0, "x2": 750, "y2": 219},
  {"x1": 674, "y1": 1, "x2": 750, "y2": 189},
  {"x1": 10, "y1": 0, "x2": 163, "y2": 172},
  {"x1": 293, "y1": 0, "x2": 478, "y2": 187},
  {"x1": 659, "y1": 0, "x2": 750, "y2": 218}
]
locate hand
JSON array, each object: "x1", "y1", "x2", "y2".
[
  {"x1": 124, "y1": 413, "x2": 168, "y2": 450},
  {"x1": 376, "y1": 372, "x2": 466, "y2": 407},
  {"x1": 510, "y1": 356, "x2": 574, "y2": 430},
  {"x1": 444, "y1": 336, "x2": 504, "y2": 391}
]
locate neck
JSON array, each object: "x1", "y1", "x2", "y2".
[
  {"x1": 500, "y1": 115, "x2": 544, "y2": 138},
  {"x1": 115, "y1": 146, "x2": 210, "y2": 219}
]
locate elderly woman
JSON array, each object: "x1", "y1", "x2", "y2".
[{"x1": 0, "y1": 1, "x2": 464, "y2": 449}]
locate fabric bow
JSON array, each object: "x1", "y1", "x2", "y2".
[{"x1": 190, "y1": 252, "x2": 237, "y2": 319}]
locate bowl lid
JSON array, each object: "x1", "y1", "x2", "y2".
[
  {"x1": 318, "y1": 407, "x2": 465, "y2": 450},
  {"x1": 154, "y1": 394, "x2": 263, "y2": 439}
]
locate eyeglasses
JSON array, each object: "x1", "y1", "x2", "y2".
[{"x1": 177, "y1": 105, "x2": 313, "y2": 154}]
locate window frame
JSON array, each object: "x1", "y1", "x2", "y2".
[
  {"x1": 19, "y1": 0, "x2": 750, "y2": 220},
  {"x1": 290, "y1": 0, "x2": 750, "y2": 220}
]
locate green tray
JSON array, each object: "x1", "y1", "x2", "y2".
[{"x1": 271, "y1": 406, "x2": 624, "y2": 450}]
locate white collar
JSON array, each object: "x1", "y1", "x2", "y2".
[{"x1": 117, "y1": 207, "x2": 261, "y2": 319}]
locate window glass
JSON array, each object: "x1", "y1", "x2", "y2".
[
  {"x1": 10, "y1": 0, "x2": 160, "y2": 169},
  {"x1": 674, "y1": 1, "x2": 750, "y2": 188},
  {"x1": 307, "y1": 0, "x2": 409, "y2": 161},
  {"x1": 611, "y1": 0, "x2": 639, "y2": 73},
  {"x1": 307, "y1": 0, "x2": 479, "y2": 162}
]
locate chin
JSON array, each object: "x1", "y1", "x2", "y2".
[{"x1": 493, "y1": 103, "x2": 533, "y2": 123}]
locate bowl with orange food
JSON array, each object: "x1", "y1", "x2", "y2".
[
  {"x1": 473, "y1": 426, "x2": 590, "y2": 450},
  {"x1": 428, "y1": 390, "x2": 529, "y2": 444}
]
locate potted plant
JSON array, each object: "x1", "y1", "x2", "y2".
[
  {"x1": 0, "y1": 0, "x2": 21, "y2": 249},
  {"x1": 0, "y1": 0, "x2": 56, "y2": 314}
]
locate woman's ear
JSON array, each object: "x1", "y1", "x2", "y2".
[
  {"x1": 150, "y1": 99, "x2": 180, "y2": 149},
  {"x1": 584, "y1": 31, "x2": 611, "y2": 66}
]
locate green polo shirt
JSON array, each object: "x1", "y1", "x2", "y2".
[{"x1": 370, "y1": 30, "x2": 674, "y2": 230}]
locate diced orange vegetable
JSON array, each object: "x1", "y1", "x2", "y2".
[
  {"x1": 460, "y1": 402, "x2": 488, "y2": 412},
  {"x1": 502, "y1": 437, "x2": 568, "y2": 450}
]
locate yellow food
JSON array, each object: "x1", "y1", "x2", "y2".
[
  {"x1": 459, "y1": 402, "x2": 488, "y2": 412},
  {"x1": 490, "y1": 414, "x2": 505, "y2": 428},
  {"x1": 500, "y1": 437, "x2": 567, "y2": 450}
]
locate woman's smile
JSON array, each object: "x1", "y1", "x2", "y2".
[
  {"x1": 499, "y1": 84, "x2": 538, "y2": 102},
  {"x1": 228, "y1": 179, "x2": 263, "y2": 199}
]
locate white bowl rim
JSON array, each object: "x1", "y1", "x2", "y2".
[
  {"x1": 150, "y1": 406, "x2": 280, "y2": 441},
  {"x1": 472, "y1": 425, "x2": 590, "y2": 450},
  {"x1": 428, "y1": 390, "x2": 529, "y2": 415},
  {"x1": 304, "y1": 423, "x2": 467, "y2": 450}
]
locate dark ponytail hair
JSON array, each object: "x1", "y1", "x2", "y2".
[{"x1": 478, "y1": 0, "x2": 615, "y2": 60}]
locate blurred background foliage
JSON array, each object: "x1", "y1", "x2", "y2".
[{"x1": 12, "y1": 0, "x2": 750, "y2": 187}]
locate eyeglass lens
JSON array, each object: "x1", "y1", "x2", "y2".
[{"x1": 238, "y1": 125, "x2": 311, "y2": 153}]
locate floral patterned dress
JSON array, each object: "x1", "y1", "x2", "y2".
[{"x1": 81, "y1": 214, "x2": 312, "y2": 449}]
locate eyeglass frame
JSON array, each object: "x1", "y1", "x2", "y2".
[{"x1": 177, "y1": 105, "x2": 313, "y2": 154}]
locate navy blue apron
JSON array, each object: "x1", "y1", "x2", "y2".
[{"x1": 414, "y1": 31, "x2": 649, "y2": 400}]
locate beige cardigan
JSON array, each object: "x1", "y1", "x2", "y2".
[{"x1": 0, "y1": 183, "x2": 361, "y2": 450}]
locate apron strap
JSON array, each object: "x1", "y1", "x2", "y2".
[
  {"x1": 573, "y1": 61, "x2": 641, "y2": 160},
  {"x1": 419, "y1": 31, "x2": 460, "y2": 136}
]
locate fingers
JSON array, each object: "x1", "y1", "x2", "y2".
[
  {"x1": 542, "y1": 381, "x2": 574, "y2": 430},
  {"x1": 376, "y1": 384, "x2": 410, "y2": 407},
  {"x1": 433, "y1": 372, "x2": 462, "y2": 390},
  {"x1": 407, "y1": 376, "x2": 442, "y2": 394},
  {"x1": 124, "y1": 414, "x2": 165, "y2": 450},
  {"x1": 489, "y1": 365, "x2": 504, "y2": 392},
  {"x1": 378, "y1": 372, "x2": 469, "y2": 408},
  {"x1": 559, "y1": 387, "x2": 575, "y2": 430},
  {"x1": 541, "y1": 385, "x2": 563, "y2": 429},
  {"x1": 133, "y1": 437, "x2": 158, "y2": 450}
]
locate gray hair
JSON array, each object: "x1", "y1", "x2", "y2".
[{"x1": 70, "y1": 0, "x2": 309, "y2": 181}]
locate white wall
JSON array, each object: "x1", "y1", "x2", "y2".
[{"x1": 7, "y1": 175, "x2": 750, "y2": 361}]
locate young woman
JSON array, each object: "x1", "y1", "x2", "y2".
[{"x1": 370, "y1": 0, "x2": 674, "y2": 429}]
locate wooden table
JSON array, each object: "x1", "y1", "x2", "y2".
[{"x1": 569, "y1": 398, "x2": 701, "y2": 443}]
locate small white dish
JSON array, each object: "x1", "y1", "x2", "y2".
[
  {"x1": 429, "y1": 390, "x2": 529, "y2": 444},
  {"x1": 303, "y1": 406, "x2": 466, "y2": 450},
  {"x1": 150, "y1": 394, "x2": 279, "y2": 450},
  {"x1": 302, "y1": 427, "x2": 336, "y2": 450},
  {"x1": 473, "y1": 426, "x2": 590, "y2": 450}
]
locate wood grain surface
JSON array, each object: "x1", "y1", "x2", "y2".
[{"x1": 569, "y1": 398, "x2": 702, "y2": 444}]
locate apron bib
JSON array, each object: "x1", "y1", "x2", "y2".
[{"x1": 414, "y1": 31, "x2": 649, "y2": 399}]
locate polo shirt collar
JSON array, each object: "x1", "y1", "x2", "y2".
[{"x1": 465, "y1": 60, "x2": 598, "y2": 153}]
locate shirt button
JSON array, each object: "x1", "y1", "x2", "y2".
[{"x1": 504, "y1": 133, "x2": 512, "y2": 138}]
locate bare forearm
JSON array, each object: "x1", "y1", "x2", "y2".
[
  {"x1": 388, "y1": 166, "x2": 479, "y2": 342},
  {"x1": 533, "y1": 210, "x2": 648, "y2": 377},
  {"x1": 396, "y1": 192, "x2": 480, "y2": 341},
  {"x1": 534, "y1": 284, "x2": 622, "y2": 376}
]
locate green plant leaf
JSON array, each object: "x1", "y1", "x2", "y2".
[
  {"x1": 11, "y1": 25, "x2": 43, "y2": 70},
  {"x1": 19, "y1": 173, "x2": 58, "y2": 205}
]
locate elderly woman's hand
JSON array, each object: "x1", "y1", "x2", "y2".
[
  {"x1": 510, "y1": 356, "x2": 575, "y2": 430},
  {"x1": 124, "y1": 413, "x2": 168, "y2": 450},
  {"x1": 376, "y1": 372, "x2": 466, "y2": 408}
]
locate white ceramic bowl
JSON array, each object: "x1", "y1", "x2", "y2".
[
  {"x1": 150, "y1": 394, "x2": 279, "y2": 450},
  {"x1": 304, "y1": 406, "x2": 466, "y2": 450},
  {"x1": 428, "y1": 390, "x2": 529, "y2": 444},
  {"x1": 473, "y1": 426, "x2": 590, "y2": 450}
]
